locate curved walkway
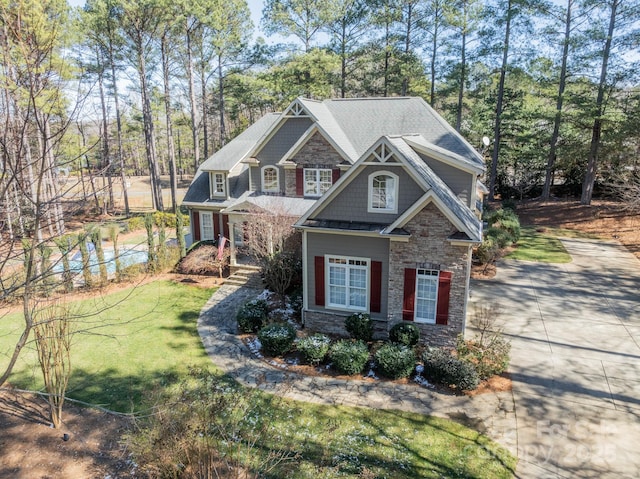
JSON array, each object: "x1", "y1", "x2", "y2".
[{"x1": 197, "y1": 284, "x2": 518, "y2": 456}]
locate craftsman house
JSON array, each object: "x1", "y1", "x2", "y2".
[{"x1": 182, "y1": 97, "x2": 485, "y2": 346}]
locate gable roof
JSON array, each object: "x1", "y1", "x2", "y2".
[
  {"x1": 299, "y1": 97, "x2": 485, "y2": 167},
  {"x1": 199, "y1": 113, "x2": 280, "y2": 172},
  {"x1": 295, "y1": 135, "x2": 482, "y2": 243}
]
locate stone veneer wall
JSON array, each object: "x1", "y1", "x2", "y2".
[
  {"x1": 303, "y1": 203, "x2": 473, "y2": 348},
  {"x1": 285, "y1": 132, "x2": 344, "y2": 197},
  {"x1": 387, "y1": 202, "x2": 472, "y2": 348}
]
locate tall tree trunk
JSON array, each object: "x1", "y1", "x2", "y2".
[
  {"x1": 97, "y1": 50, "x2": 114, "y2": 213},
  {"x1": 186, "y1": 22, "x2": 200, "y2": 173},
  {"x1": 543, "y1": 0, "x2": 573, "y2": 200},
  {"x1": 218, "y1": 54, "x2": 226, "y2": 147},
  {"x1": 108, "y1": 37, "x2": 129, "y2": 216},
  {"x1": 200, "y1": 64, "x2": 209, "y2": 159},
  {"x1": 429, "y1": 2, "x2": 442, "y2": 106},
  {"x1": 340, "y1": 19, "x2": 346, "y2": 98},
  {"x1": 401, "y1": 2, "x2": 412, "y2": 96},
  {"x1": 161, "y1": 34, "x2": 178, "y2": 213},
  {"x1": 489, "y1": 0, "x2": 513, "y2": 201},
  {"x1": 455, "y1": 2, "x2": 468, "y2": 132},
  {"x1": 581, "y1": 0, "x2": 618, "y2": 206},
  {"x1": 136, "y1": 34, "x2": 163, "y2": 211}
]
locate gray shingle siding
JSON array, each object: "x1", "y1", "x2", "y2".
[
  {"x1": 314, "y1": 165, "x2": 424, "y2": 224},
  {"x1": 417, "y1": 152, "x2": 474, "y2": 207},
  {"x1": 255, "y1": 117, "x2": 313, "y2": 166},
  {"x1": 305, "y1": 232, "x2": 390, "y2": 318}
]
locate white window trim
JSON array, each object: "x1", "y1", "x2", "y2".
[
  {"x1": 325, "y1": 254, "x2": 370, "y2": 312},
  {"x1": 200, "y1": 211, "x2": 214, "y2": 241},
  {"x1": 304, "y1": 167, "x2": 333, "y2": 197},
  {"x1": 368, "y1": 170, "x2": 398, "y2": 214},
  {"x1": 209, "y1": 172, "x2": 226, "y2": 198},
  {"x1": 414, "y1": 269, "x2": 439, "y2": 324},
  {"x1": 261, "y1": 166, "x2": 279, "y2": 193}
]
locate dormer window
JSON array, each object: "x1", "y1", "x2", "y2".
[
  {"x1": 368, "y1": 171, "x2": 398, "y2": 213},
  {"x1": 262, "y1": 166, "x2": 279, "y2": 193},
  {"x1": 210, "y1": 172, "x2": 226, "y2": 198}
]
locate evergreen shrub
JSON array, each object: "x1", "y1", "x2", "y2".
[
  {"x1": 374, "y1": 343, "x2": 416, "y2": 379},
  {"x1": 345, "y1": 312, "x2": 373, "y2": 341},
  {"x1": 328, "y1": 340, "x2": 370, "y2": 375},
  {"x1": 257, "y1": 323, "x2": 296, "y2": 356},
  {"x1": 422, "y1": 348, "x2": 479, "y2": 391},
  {"x1": 236, "y1": 299, "x2": 269, "y2": 333},
  {"x1": 389, "y1": 322, "x2": 420, "y2": 346},
  {"x1": 296, "y1": 334, "x2": 331, "y2": 365}
]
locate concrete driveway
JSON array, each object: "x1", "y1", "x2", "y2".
[{"x1": 469, "y1": 238, "x2": 640, "y2": 479}]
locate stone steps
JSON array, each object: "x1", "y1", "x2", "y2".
[{"x1": 225, "y1": 267, "x2": 263, "y2": 289}]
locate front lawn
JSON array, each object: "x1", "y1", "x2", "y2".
[
  {"x1": 1, "y1": 280, "x2": 516, "y2": 478},
  {"x1": 506, "y1": 227, "x2": 572, "y2": 263},
  {"x1": 1, "y1": 281, "x2": 216, "y2": 411}
]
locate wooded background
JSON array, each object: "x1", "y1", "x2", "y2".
[{"x1": 1, "y1": 0, "x2": 639, "y2": 241}]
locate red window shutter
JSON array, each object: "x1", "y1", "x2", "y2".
[
  {"x1": 296, "y1": 168, "x2": 304, "y2": 196},
  {"x1": 213, "y1": 213, "x2": 220, "y2": 240},
  {"x1": 192, "y1": 211, "x2": 201, "y2": 242},
  {"x1": 332, "y1": 168, "x2": 340, "y2": 184},
  {"x1": 436, "y1": 271, "x2": 452, "y2": 325},
  {"x1": 314, "y1": 256, "x2": 325, "y2": 306},
  {"x1": 402, "y1": 268, "x2": 416, "y2": 321},
  {"x1": 222, "y1": 214, "x2": 230, "y2": 240},
  {"x1": 370, "y1": 261, "x2": 382, "y2": 313}
]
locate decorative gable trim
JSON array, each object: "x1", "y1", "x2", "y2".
[{"x1": 284, "y1": 99, "x2": 314, "y2": 118}]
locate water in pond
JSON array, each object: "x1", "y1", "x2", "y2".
[{"x1": 55, "y1": 247, "x2": 148, "y2": 276}]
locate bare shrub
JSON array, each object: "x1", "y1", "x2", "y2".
[
  {"x1": 33, "y1": 301, "x2": 74, "y2": 428},
  {"x1": 178, "y1": 245, "x2": 228, "y2": 276},
  {"x1": 457, "y1": 303, "x2": 511, "y2": 379}
]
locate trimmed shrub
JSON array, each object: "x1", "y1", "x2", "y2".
[
  {"x1": 389, "y1": 322, "x2": 420, "y2": 346},
  {"x1": 422, "y1": 348, "x2": 480, "y2": 391},
  {"x1": 457, "y1": 335, "x2": 511, "y2": 380},
  {"x1": 236, "y1": 299, "x2": 269, "y2": 333},
  {"x1": 297, "y1": 334, "x2": 331, "y2": 365},
  {"x1": 345, "y1": 312, "x2": 373, "y2": 341},
  {"x1": 374, "y1": 343, "x2": 416, "y2": 379},
  {"x1": 329, "y1": 340, "x2": 370, "y2": 376},
  {"x1": 127, "y1": 216, "x2": 145, "y2": 232},
  {"x1": 485, "y1": 226, "x2": 514, "y2": 249},
  {"x1": 486, "y1": 208, "x2": 521, "y2": 243},
  {"x1": 475, "y1": 236, "x2": 499, "y2": 265},
  {"x1": 258, "y1": 323, "x2": 297, "y2": 357}
]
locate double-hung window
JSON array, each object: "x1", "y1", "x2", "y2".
[
  {"x1": 327, "y1": 256, "x2": 368, "y2": 311},
  {"x1": 415, "y1": 269, "x2": 439, "y2": 323},
  {"x1": 305, "y1": 168, "x2": 332, "y2": 197},
  {"x1": 210, "y1": 172, "x2": 226, "y2": 198},
  {"x1": 200, "y1": 212, "x2": 214, "y2": 241},
  {"x1": 368, "y1": 171, "x2": 398, "y2": 213},
  {"x1": 262, "y1": 166, "x2": 279, "y2": 193}
]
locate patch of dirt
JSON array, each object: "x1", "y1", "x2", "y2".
[{"x1": 0, "y1": 389, "x2": 135, "y2": 479}]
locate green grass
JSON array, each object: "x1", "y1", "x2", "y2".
[
  {"x1": 1, "y1": 281, "x2": 215, "y2": 411},
  {"x1": 3, "y1": 281, "x2": 516, "y2": 477},
  {"x1": 506, "y1": 227, "x2": 572, "y2": 263},
  {"x1": 135, "y1": 368, "x2": 516, "y2": 479},
  {"x1": 267, "y1": 399, "x2": 516, "y2": 478}
]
